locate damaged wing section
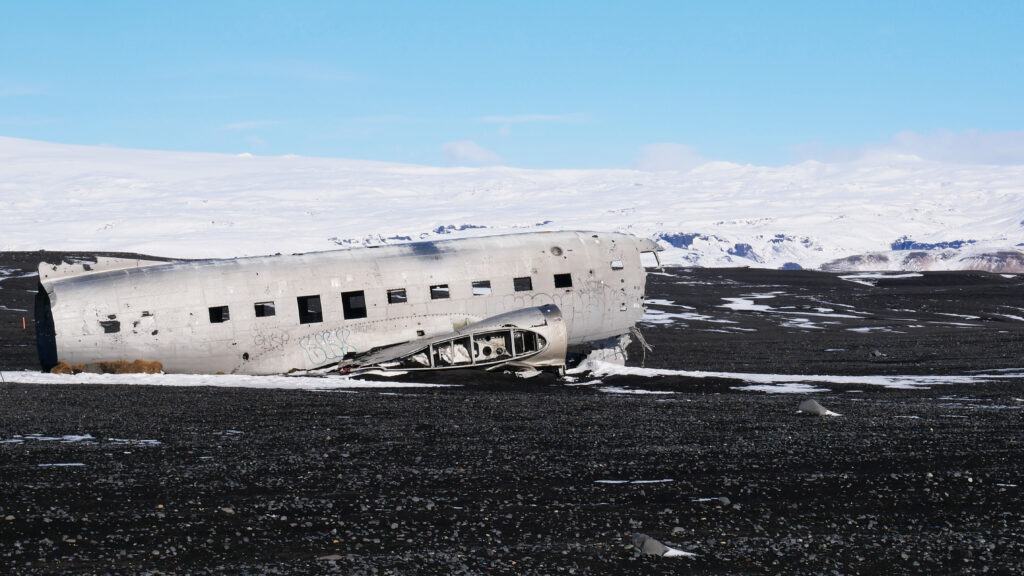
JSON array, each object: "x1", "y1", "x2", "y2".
[{"x1": 344, "y1": 305, "x2": 567, "y2": 373}]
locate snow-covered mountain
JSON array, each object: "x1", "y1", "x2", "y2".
[{"x1": 2, "y1": 136, "x2": 1023, "y2": 271}]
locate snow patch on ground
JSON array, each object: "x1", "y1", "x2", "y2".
[
  {"x1": 846, "y1": 326, "x2": 900, "y2": 333},
  {"x1": 563, "y1": 379, "x2": 603, "y2": 387},
  {"x1": 595, "y1": 479, "x2": 674, "y2": 484},
  {"x1": 719, "y1": 294, "x2": 780, "y2": 312},
  {"x1": 0, "y1": 371, "x2": 454, "y2": 390},
  {"x1": 839, "y1": 272, "x2": 925, "y2": 286},
  {"x1": 569, "y1": 360, "x2": 1024, "y2": 390},
  {"x1": 598, "y1": 386, "x2": 675, "y2": 395},
  {"x1": 718, "y1": 294, "x2": 863, "y2": 320},
  {"x1": 1, "y1": 433, "x2": 95, "y2": 443},
  {"x1": 37, "y1": 463, "x2": 86, "y2": 468},
  {"x1": 642, "y1": 309, "x2": 736, "y2": 325},
  {"x1": 733, "y1": 383, "x2": 831, "y2": 394}
]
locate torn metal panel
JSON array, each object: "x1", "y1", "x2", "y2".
[{"x1": 346, "y1": 305, "x2": 567, "y2": 372}]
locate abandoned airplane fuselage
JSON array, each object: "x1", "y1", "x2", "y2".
[{"x1": 35, "y1": 231, "x2": 661, "y2": 375}]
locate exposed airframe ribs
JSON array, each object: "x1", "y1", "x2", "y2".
[{"x1": 343, "y1": 305, "x2": 567, "y2": 373}]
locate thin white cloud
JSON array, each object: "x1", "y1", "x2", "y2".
[
  {"x1": 441, "y1": 140, "x2": 501, "y2": 165},
  {"x1": 797, "y1": 130, "x2": 1024, "y2": 165},
  {"x1": 157, "y1": 59, "x2": 358, "y2": 85},
  {"x1": 245, "y1": 59, "x2": 357, "y2": 83},
  {"x1": 0, "y1": 114, "x2": 56, "y2": 126},
  {"x1": 632, "y1": 142, "x2": 708, "y2": 171},
  {"x1": 344, "y1": 115, "x2": 419, "y2": 124},
  {"x1": 0, "y1": 85, "x2": 42, "y2": 97},
  {"x1": 478, "y1": 113, "x2": 585, "y2": 124},
  {"x1": 479, "y1": 113, "x2": 586, "y2": 137},
  {"x1": 220, "y1": 120, "x2": 284, "y2": 131}
]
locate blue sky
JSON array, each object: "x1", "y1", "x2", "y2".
[{"x1": 2, "y1": 1, "x2": 1022, "y2": 168}]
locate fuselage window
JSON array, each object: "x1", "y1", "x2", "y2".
[
  {"x1": 430, "y1": 284, "x2": 450, "y2": 300},
  {"x1": 513, "y1": 276, "x2": 533, "y2": 292},
  {"x1": 472, "y1": 280, "x2": 491, "y2": 296},
  {"x1": 342, "y1": 290, "x2": 368, "y2": 319},
  {"x1": 254, "y1": 301, "x2": 276, "y2": 317},
  {"x1": 209, "y1": 305, "x2": 230, "y2": 323},
  {"x1": 387, "y1": 288, "x2": 408, "y2": 304},
  {"x1": 610, "y1": 260, "x2": 624, "y2": 270},
  {"x1": 554, "y1": 273, "x2": 572, "y2": 288},
  {"x1": 297, "y1": 295, "x2": 323, "y2": 324}
]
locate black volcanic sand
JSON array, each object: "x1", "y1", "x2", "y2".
[{"x1": 1, "y1": 252, "x2": 1023, "y2": 575}]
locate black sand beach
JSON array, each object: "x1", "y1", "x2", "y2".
[{"x1": 1, "y1": 253, "x2": 1022, "y2": 574}]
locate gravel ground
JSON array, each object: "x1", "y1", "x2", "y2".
[{"x1": 1, "y1": 252, "x2": 1022, "y2": 575}]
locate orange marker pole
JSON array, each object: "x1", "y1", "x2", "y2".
[{"x1": 23, "y1": 317, "x2": 27, "y2": 330}]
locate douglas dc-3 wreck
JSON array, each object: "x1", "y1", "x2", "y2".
[{"x1": 35, "y1": 231, "x2": 662, "y2": 375}]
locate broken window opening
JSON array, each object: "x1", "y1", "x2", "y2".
[
  {"x1": 513, "y1": 276, "x2": 533, "y2": 292},
  {"x1": 397, "y1": 349, "x2": 431, "y2": 369},
  {"x1": 297, "y1": 295, "x2": 323, "y2": 324},
  {"x1": 430, "y1": 284, "x2": 450, "y2": 300},
  {"x1": 472, "y1": 280, "x2": 492, "y2": 296},
  {"x1": 254, "y1": 301, "x2": 276, "y2": 317},
  {"x1": 431, "y1": 337, "x2": 472, "y2": 367},
  {"x1": 208, "y1": 306, "x2": 230, "y2": 324},
  {"x1": 472, "y1": 331, "x2": 513, "y2": 362},
  {"x1": 610, "y1": 260, "x2": 624, "y2": 270},
  {"x1": 341, "y1": 290, "x2": 368, "y2": 320},
  {"x1": 387, "y1": 288, "x2": 408, "y2": 304},
  {"x1": 376, "y1": 327, "x2": 548, "y2": 371},
  {"x1": 513, "y1": 330, "x2": 544, "y2": 355},
  {"x1": 554, "y1": 273, "x2": 573, "y2": 288}
]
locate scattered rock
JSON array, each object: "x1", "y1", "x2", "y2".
[
  {"x1": 631, "y1": 533, "x2": 669, "y2": 556},
  {"x1": 798, "y1": 399, "x2": 841, "y2": 417},
  {"x1": 630, "y1": 533, "x2": 694, "y2": 558}
]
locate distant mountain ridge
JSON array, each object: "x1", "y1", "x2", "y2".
[{"x1": 2, "y1": 136, "x2": 1022, "y2": 272}]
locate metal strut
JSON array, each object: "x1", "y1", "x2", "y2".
[{"x1": 629, "y1": 326, "x2": 653, "y2": 367}]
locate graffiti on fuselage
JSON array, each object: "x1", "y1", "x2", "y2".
[
  {"x1": 299, "y1": 327, "x2": 357, "y2": 366},
  {"x1": 253, "y1": 329, "x2": 290, "y2": 352}
]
